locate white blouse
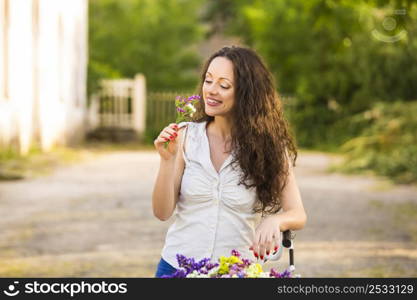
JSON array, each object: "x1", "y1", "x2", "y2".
[{"x1": 161, "y1": 120, "x2": 262, "y2": 269}]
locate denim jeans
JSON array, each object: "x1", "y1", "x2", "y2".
[{"x1": 154, "y1": 257, "x2": 177, "y2": 278}]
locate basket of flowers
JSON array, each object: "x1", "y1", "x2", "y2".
[{"x1": 161, "y1": 249, "x2": 296, "y2": 278}]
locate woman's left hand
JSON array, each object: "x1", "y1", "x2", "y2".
[{"x1": 249, "y1": 215, "x2": 282, "y2": 262}]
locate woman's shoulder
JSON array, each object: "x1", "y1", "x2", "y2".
[
  {"x1": 177, "y1": 121, "x2": 206, "y2": 147},
  {"x1": 176, "y1": 121, "x2": 204, "y2": 159},
  {"x1": 176, "y1": 121, "x2": 197, "y2": 139}
]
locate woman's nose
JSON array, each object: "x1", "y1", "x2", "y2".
[{"x1": 207, "y1": 84, "x2": 219, "y2": 95}]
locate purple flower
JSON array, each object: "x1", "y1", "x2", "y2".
[
  {"x1": 237, "y1": 271, "x2": 246, "y2": 278},
  {"x1": 205, "y1": 262, "x2": 219, "y2": 271},
  {"x1": 195, "y1": 257, "x2": 211, "y2": 270},
  {"x1": 161, "y1": 269, "x2": 187, "y2": 278},
  {"x1": 231, "y1": 249, "x2": 241, "y2": 257},
  {"x1": 162, "y1": 253, "x2": 215, "y2": 278},
  {"x1": 280, "y1": 269, "x2": 292, "y2": 278},
  {"x1": 240, "y1": 258, "x2": 251, "y2": 267},
  {"x1": 185, "y1": 95, "x2": 201, "y2": 103},
  {"x1": 270, "y1": 268, "x2": 292, "y2": 278}
]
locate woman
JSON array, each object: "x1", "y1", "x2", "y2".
[{"x1": 152, "y1": 46, "x2": 307, "y2": 278}]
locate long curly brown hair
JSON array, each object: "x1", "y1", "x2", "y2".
[{"x1": 191, "y1": 46, "x2": 298, "y2": 216}]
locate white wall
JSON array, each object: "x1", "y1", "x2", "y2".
[{"x1": 0, "y1": 0, "x2": 88, "y2": 154}]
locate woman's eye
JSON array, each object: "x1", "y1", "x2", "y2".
[{"x1": 204, "y1": 80, "x2": 229, "y2": 89}]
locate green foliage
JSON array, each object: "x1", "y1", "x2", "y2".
[
  {"x1": 206, "y1": 0, "x2": 417, "y2": 148},
  {"x1": 336, "y1": 101, "x2": 417, "y2": 183},
  {"x1": 89, "y1": 0, "x2": 417, "y2": 183},
  {"x1": 88, "y1": 0, "x2": 207, "y2": 95}
]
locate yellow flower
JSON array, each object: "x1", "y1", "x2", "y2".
[
  {"x1": 246, "y1": 263, "x2": 264, "y2": 278},
  {"x1": 218, "y1": 255, "x2": 244, "y2": 275},
  {"x1": 229, "y1": 255, "x2": 243, "y2": 265}
]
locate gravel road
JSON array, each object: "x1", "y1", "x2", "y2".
[{"x1": 0, "y1": 150, "x2": 416, "y2": 277}]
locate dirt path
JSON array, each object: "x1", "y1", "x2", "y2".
[{"x1": 0, "y1": 150, "x2": 416, "y2": 277}]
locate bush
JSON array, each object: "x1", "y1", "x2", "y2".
[{"x1": 335, "y1": 101, "x2": 417, "y2": 183}]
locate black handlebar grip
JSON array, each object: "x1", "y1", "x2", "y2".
[
  {"x1": 289, "y1": 248, "x2": 294, "y2": 266},
  {"x1": 282, "y1": 230, "x2": 292, "y2": 248}
]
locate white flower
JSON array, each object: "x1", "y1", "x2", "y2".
[
  {"x1": 208, "y1": 267, "x2": 219, "y2": 277},
  {"x1": 186, "y1": 103, "x2": 196, "y2": 113},
  {"x1": 185, "y1": 270, "x2": 209, "y2": 278},
  {"x1": 259, "y1": 272, "x2": 271, "y2": 278}
]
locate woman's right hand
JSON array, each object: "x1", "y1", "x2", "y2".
[{"x1": 154, "y1": 123, "x2": 180, "y2": 161}]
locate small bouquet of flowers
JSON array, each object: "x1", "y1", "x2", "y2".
[
  {"x1": 161, "y1": 249, "x2": 294, "y2": 278},
  {"x1": 164, "y1": 94, "x2": 201, "y2": 149},
  {"x1": 175, "y1": 94, "x2": 201, "y2": 123}
]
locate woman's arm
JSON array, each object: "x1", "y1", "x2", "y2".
[
  {"x1": 271, "y1": 159, "x2": 307, "y2": 231},
  {"x1": 250, "y1": 153, "x2": 307, "y2": 260},
  {"x1": 152, "y1": 126, "x2": 186, "y2": 221}
]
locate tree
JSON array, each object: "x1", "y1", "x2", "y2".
[
  {"x1": 205, "y1": 0, "x2": 417, "y2": 147},
  {"x1": 88, "y1": 0, "x2": 207, "y2": 94}
]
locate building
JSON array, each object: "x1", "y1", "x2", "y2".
[{"x1": 0, "y1": 0, "x2": 88, "y2": 155}]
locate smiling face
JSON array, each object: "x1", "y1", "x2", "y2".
[{"x1": 202, "y1": 56, "x2": 235, "y2": 117}]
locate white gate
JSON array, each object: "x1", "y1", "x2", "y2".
[{"x1": 88, "y1": 74, "x2": 146, "y2": 136}]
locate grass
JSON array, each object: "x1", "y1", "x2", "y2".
[
  {"x1": 0, "y1": 256, "x2": 157, "y2": 277},
  {"x1": 392, "y1": 202, "x2": 417, "y2": 243},
  {"x1": 0, "y1": 144, "x2": 93, "y2": 180},
  {"x1": 0, "y1": 259, "x2": 95, "y2": 277},
  {"x1": 298, "y1": 148, "x2": 339, "y2": 156},
  {"x1": 0, "y1": 141, "x2": 156, "y2": 181},
  {"x1": 342, "y1": 263, "x2": 416, "y2": 277},
  {"x1": 366, "y1": 179, "x2": 396, "y2": 192},
  {"x1": 327, "y1": 155, "x2": 417, "y2": 190},
  {"x1": 368, "y1": 199, "x2": 417, "y2": 243}
]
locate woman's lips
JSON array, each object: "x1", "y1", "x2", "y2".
[{"x1": 206, "y1": 98, "x2": 223, "y2": 106}]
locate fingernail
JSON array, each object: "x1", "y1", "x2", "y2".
[
  {"x1": 274, "y1": 246, "x2": 278, "y2": 251},
  {"x1": 164, "y1": 138, "x2": 169, "y2": 141},
  {"x1": 174, "y1": 132, "x2": 177, "y2": 137},
  {"x1": 260, "y1": 255, "x2": 264, "y2": 260},
  {"x1": 266, "y1": 251, "x2": 270, "y2": 255},
  {"x1": 254, "y1": 252, "x2": 258, "y2": 258}
]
